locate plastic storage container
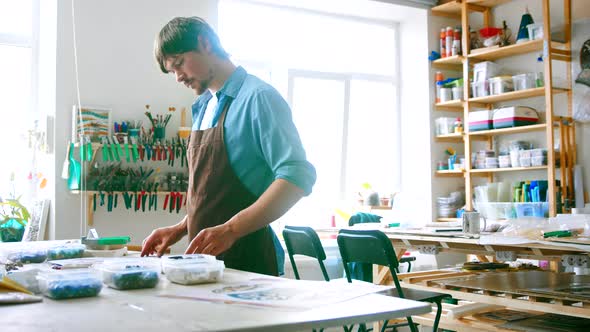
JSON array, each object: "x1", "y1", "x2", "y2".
[
  {"x1": 47, "y1": 244, "x2": 85, "y2": 261},
  {"x1": 5, "y1": 247, "x2": 48, "y2": 264},
  {"x1": 435, "y1": 117, "x2": 456, "y2": 135},
  {"x1": 451, "y1": 86, "x2": 463, "y2": 100},
  {"x1": 527, "y1": 23, "x2": 544, "y2": 40},
  {"x1": 161, "y1": 254, "x2": 225, "y2": 285},
  {"x1": 512, "y1": 73, "x2": 536, "y2": 91},
  {"x1": 473, "y1": 61, "x2": 500, "y2": 82},
  {"x1": 488, "y1": 76, "x2": 514, "y2": 95},
  {"x1": 471, "y1": 80, "x2": 489, "y2": 98},
  {"x1": 498, "y1": 155, "x2": 511, "y2": 168},
  {"x1": 99, "y1": 259, "x2": 160, "y2": 290},
  {"x1": 37, "y1": 269, "x2": 102, "y2": 299},
  {"x1": 475, "y1": 202, "x2": 515, "y2": 220},
  {"x1": 514, "y1": 202, "x2": 549, "y2": 218}
]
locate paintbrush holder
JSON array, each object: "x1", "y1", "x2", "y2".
[
  {"x1": 178, "y1": 127, "x2": 191, "y2": 139},
  {"x1": 128, "y1": 129, "x2": 140, "y2": 137},
  {"x1": 154, "y1": 127, "x2": 165, "y2": 140}
]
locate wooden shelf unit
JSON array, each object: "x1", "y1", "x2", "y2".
[
  {"x1": 431, "y1": 0, "x2": 575, "y2": 217},
  {"x1": 468, "y1": 123, "x2": 547, "y2": 137},
  {"x1": 469, "y1": 87, "x2": 569, "y2": 104},
  {"x1": 431, "y1": 0, "x2": 512, "y2": 18},
  {"x1": 470, "y1": 165, "x2": 548, "y2": 173}
]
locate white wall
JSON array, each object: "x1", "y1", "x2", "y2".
[
  {"x1": 52, "y1": 0, "x2": 217, "y2": 252},
  {"x1": 49, "y1": 0, "x2": 433, "y2": 245}
]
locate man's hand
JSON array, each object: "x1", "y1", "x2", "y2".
[
  {"x1": 185, "y1": 223, "x2": 239, "y2": 256},
  {"x1": 141, "y1": 225, "x2": 185, "y2": 257}
]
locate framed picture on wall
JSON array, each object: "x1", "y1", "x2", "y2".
[
  {"x1": 71, "y1": 105, "x2": 112, "y2": 143},
  {"x1": 22, "y1": 199, "x2": 50, "y2": 241}
]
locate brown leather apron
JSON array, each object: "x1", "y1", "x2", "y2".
[{"x1": 186, "y1": 99, "x2": 278, "y2": 276}]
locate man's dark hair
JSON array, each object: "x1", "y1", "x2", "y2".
[{"x1": 154, "y1": 16, "x2": 230, "y2": 73}]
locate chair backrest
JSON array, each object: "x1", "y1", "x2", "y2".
[
  {"x1": 283, "y1": 226, "x2": 330, "y2": 281},
  {"x1": 337, "y1": 229, "x2": 404, "y2": 296}
]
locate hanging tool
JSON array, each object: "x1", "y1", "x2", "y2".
[
  {"x1": 131, "y1": 137, "x2": 139, "y2": 163},
  {"x1": 61, "y1": 140, "x2": 72, "y2": 180},
  {"x1": 67, "y1": 141, "x2": 81, "y2": 190},
  {"x1": 109, "y1": 136, "x2": 120, "y2": 162},
  {"x1": 124, "y1": 136, "x2": 131, "y2": 163},
  {"x1": 101, "y1": 137, "x2": 110, "y2": 162}
]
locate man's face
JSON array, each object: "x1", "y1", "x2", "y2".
[{"x1": 164, "y1": 51, "x2": 213, "y2": 95}]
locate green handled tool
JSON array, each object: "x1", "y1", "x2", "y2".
[
  {"x1": 124, "y1": 136, "x2": 131, "y2": 163},
  {"x1": 131, "y1": 137, "x2": 139, "y2": 162}
]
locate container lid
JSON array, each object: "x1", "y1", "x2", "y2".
[
  {"x1": 36, "y1": 269, "x2": 100, "y2": 281},
  {"x1": 98, "y1": 258, "x2": 160, "y2": 272},
  {"x1": 163, "y1": 260, "x2": 225, "y2": 274},
  {"x1": 162, "y1": 254, "x2": 218, "y2": 267}
]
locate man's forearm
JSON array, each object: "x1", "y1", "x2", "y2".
[
  {"x1": 226, "y1": 179, "x2": 304, "y2": 238},
  {"x1": 174, "y1": 215, "x2": 189, "y2": 236}
]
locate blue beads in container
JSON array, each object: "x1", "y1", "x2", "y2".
[
  {"x1": 99, "y1": 259, "x2": 160, "y2": 290},
  {"x1": 47, "y1": 244, "x2": 85, "y2": 261},
  {"x1": 7, "y1": 248, "x2": 48, "y2": 264},
  {"x1": 37, "y1": 270, "x2": 102, "y2": 299}
]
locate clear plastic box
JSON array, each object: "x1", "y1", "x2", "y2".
[
  {"x1": 47, "y1": 244, "x2": 85, "y2": 261},
  {"x1": 161, "y1": 254, "x2": 225, "y2": 285},
  {"x1": 488, "y1": 76, "x2": 514, "y2": 95},
  {"x1": 512, "y1": 73, "x2": 536, "y2": 91},
  {"x1": 471, "y1": 80, "x2": 489, "y2": 98},
  {"x1": 98, "y1": 259, "x2": 160, "y2": 290},
  {"x1": 435, "y1": 117, "x2": 456, "y2": 135},
  {"x1": 531, "y1": 156, "x2": 546, "y2": 166},
  {"x1": 514, "y1": 202, "x2": 549, "y2": 218},
  {"x1": 473, "y1": 61, "x2": 500, "y2": 82},
  {"x1": 4, "y1": 247, "x2": 48, "y2": 264},
  {"x1": 527, "y1": 23, "x2": 544, "y2": 40},
  {"x1": 475, "y1": 202, "x2": 515, "y2": 220},
  {"x1": 36, "y1": 269, "x2": 102, "y2": 299}
]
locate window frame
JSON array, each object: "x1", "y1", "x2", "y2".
[
  {"x1": 287, "y1": 69, "x2": 401, "y2": 199},
  {"x1": 0, "y1": 0, "x2": 40, "y2": 114}
]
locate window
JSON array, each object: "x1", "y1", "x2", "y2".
[
  {"x1": 0, "y1": 0, "x2": 39, "y2": 199},
  {"x1": 219, "y1": 0, "x2": 400, "y2": 227}
]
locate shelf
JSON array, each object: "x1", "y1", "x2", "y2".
[
  {"x1": 431, "y1": 0, "x2": 511, "y2": 17},
  {"x1": 468, "y1": 87, "x2": 568, "y2": 104},
  {"x1": 435, "y1": 170, "x2": 464, "y2": 177},
  {"x1": 434, "y1": 100, "x2": 463, "y2": 111},
  {"x1": 470, "y1": 165, "x2": 548, "y2": 173},
  {"x1": 468, "y1": 124, "x2": 547, "y2": 137},
  {"x1": 468, "y1": 39, "x2": 543, "y2": 61},
  {"x1": 432, "y1": 55, "x2": 464, "y2": 70},
  {"x1": 435, "y1": 133, "x2": 463, "y2": 142}
]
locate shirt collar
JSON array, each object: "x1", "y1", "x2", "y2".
[
  {"x1": 192, "y1": 66, "x2": 247, "y2": 108},
  {"x1": 217, "y1": 66, "x2": 247, "y2": 99}
]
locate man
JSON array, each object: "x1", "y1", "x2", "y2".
[{"x1": 141, "y1": 16, "x2": 316, "y2": 276}]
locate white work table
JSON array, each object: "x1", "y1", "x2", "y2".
[{"x1": 2, "y1": 269, "x2": 430, "y2": 332}]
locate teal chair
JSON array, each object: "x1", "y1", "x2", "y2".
[
  {"x1": 283, "y1": 225, "x2": 330, "y2": 281},
  {"x1": 337, "y1": 229, "x2": 451, "y2": 332},
  {"x1": 283, "y1": 225, "x2": 362, "y2": 332}
]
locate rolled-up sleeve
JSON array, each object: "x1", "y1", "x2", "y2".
[{"x1": 250, "y1": 87, "x2": 316, "y2": 196}]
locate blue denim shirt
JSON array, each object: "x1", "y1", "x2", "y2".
[{"x1": 191, "y1": 66, "x2": 316, "y2": 275}]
